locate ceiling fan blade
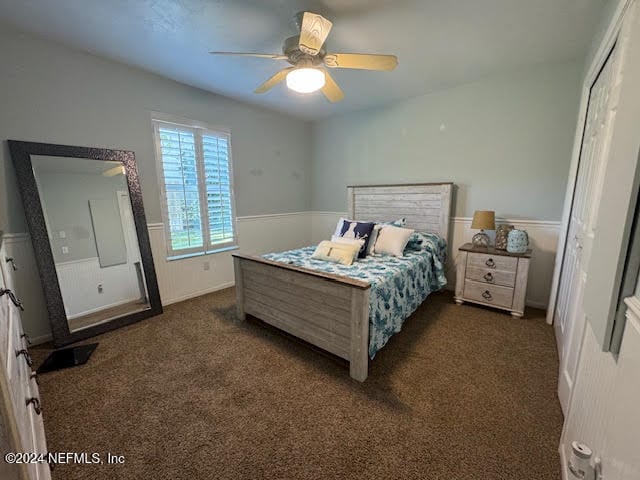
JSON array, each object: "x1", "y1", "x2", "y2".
[
  {"x1": 299, "y1": 12, "x2": 333, "y2": 56},
  {"x1": 324, "y1": 53, "x2": 398, "y2": 71},
  {"x1": 209, "y1": 52, "x2": 288, "y2": 60},
  {"x1": 255, "y1": 67, "x2": 294, "y2": 94},
  {"x1": 321, "y1": 71, "x2": 344, "y2": 103}
]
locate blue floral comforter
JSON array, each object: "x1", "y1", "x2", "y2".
[{"x1": 263, "y1": 233, "x2": 447, "y2": 358}]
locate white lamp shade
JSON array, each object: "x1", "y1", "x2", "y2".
[{"x1": 286, "y1": 68, "x2": 325, "y2": 94}]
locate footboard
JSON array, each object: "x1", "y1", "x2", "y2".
[{"x1": 233, "y1": 253, "x2": 371, "y2": 381}]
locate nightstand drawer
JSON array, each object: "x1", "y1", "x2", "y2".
[
  {"x1": 467, "y1": 252, "x2": 517, "y2": 272},
  {"x1": 464, "y1": 280, "x2": 514, "y2": 309},
  {"x1": 466, "y1": 266, "x2": 516, "y2": 287}
]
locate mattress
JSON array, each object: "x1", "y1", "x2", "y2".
[{"x1": 263, "y1": 237, "x2": 447, "y2": 358}]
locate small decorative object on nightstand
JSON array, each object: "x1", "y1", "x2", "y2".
[
  {"x1": 495, "y1": 224, "x2": 514, "y2": 250},
  {"x1": 454, "y1": 243, "x2": 532, "y2": 317},
  {"x1": 471, "y1": 210, "x2": 495, "y2": 247},
  {"x1": 507, "y1": 228, "x2": 529, "y2": 254}
]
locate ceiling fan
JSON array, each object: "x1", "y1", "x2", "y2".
[{"x1": 209, "y1": 11, "x2": 398, "y2": 103}]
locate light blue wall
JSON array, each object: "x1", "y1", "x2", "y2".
[
  {"x1": 0, "y1": 26, "x2": 312, "y2": 233},
  {"x1": 311, "y1": 61, "x2": 582, "y2": 220},
  {"x1": 1, "y1": 25, "x2": 583, "y2": 235}
]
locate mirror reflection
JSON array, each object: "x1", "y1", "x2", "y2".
[{"x1": 31, "y1": 155, "x2": 150, "y2": 332}]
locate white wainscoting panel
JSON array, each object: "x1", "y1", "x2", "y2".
[
  {"x1": 7, "y1": 211, "x2": 559, "y2": 344},
  {"x1": 148, "y1": 212, "x2": 311, "y2": 306},
  {"x1": 55, "y1": 257, "x2": 141, "y2": 318},
  {"x1": 6, "y1": 212, "x2": 311, "y2": 344},
  {"x1": 310, "y1": 212, "x2": 345, "y2": 245},
  {"x1": 560, "y1": 297, "x2": 640, "y2": 480},
  {"x1": 310, "y1": 212, "x2": 561, "y2": 310}
]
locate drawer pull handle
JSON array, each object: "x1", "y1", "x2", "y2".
[
  {"x1": 485, "y1": 258, "x2": 496, "y2": 268},
  {"x1": 21, "y1": 333, "x2": 32, "y2": 346},
  {"x1": 482, "y1": 290, "x2": 493, "y2": 300},
  {"x1": 5, "y1": 256, "x2": 18, "y2": 271},
  {"x1": 483, "y1": 273, "x2": 494, "y2": 283},
  {"x1": 30, "y1": 372, "x2": 39, "y2": 385},
  {"x1": 26, "y1": 397, "x2": 41, "y2": 415},
  {"x1": 0, "y1": 288, "x2": 24, "y2": 310},
  {"x1": 16, "y1": 349, "x2": 33, "y2": 367}
]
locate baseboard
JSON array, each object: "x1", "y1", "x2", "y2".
[
  {"x1": 66, "y1": 297, "x2": 141, "y2": 320},
  {"x1": 162, "y1": 281, "x2": 235, "y2": 306}
]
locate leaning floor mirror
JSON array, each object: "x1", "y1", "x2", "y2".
[{"x1": 9, "y1": 141, "x2": 162, "y2": 350}]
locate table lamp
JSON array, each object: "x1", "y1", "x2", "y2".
[{"x1": 471, "y1": 210, "x2": 495, "y2": 247}]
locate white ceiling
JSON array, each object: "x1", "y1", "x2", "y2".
[{"x1": 0, "y1": 0, "x2": 606, "y2": 120}]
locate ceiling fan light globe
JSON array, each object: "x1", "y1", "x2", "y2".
[{"x1": 286, "y1": 68, "x2": 325, "y2": 93}]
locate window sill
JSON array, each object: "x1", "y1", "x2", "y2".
[{"x1": 167, "y1": 245, "x2": 238, "y2": 262}]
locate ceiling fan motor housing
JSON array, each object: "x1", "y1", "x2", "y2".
[{"x1": 283, "y1": 35, "x2": 325, "y2": 65}]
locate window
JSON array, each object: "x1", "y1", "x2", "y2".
[{"x1": 153, "y1": 117, "x2": 236, "y2": 258}]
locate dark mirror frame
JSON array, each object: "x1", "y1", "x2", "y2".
[{"x1": 8, "y1": 140, "x2": 162, "y2": 347}]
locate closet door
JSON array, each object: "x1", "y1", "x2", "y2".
[{"x1": 554, "y1": 42, "x2": 622, "y2": 413}]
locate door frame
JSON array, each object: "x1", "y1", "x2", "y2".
[{"x1": 547, "y1": 0, "x2": 633, "y2": 327}]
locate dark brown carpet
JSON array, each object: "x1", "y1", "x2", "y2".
[{"x1": 32, "y1": 289, "x2": 562, "y2": 480}]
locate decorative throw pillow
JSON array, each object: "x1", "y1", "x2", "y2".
[
  {"x1": 333, "y1": 217, "x2": 404, "y2": 235},
  {"x1": 374, "y1": 225, "x2": 415, "y2": 257},
  {"x1": 333, "y1": 217, "x2": 348, "y2": 237},
  {"x1": 330, "y1": 236, "x2": 365, "y2": 261},
  {"x1": 336, "y1": 219, "x2": 375, "y2": 258},
  {"x1": 367, "y1": 225, "x2": 382, "y2": 255},
  {"x1": 311, "y1": 241, "x2": 361, "y2": 266}
]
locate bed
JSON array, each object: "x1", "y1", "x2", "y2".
[{"x1": 232, "y1": 183, "x2": 453, "y2": 381}]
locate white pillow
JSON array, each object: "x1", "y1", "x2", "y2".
[
  {"x1": 330, "y1": 236, "x2": 365, "y2": 261},
  {"x1": 374, "y1": 225, "x2": 415, "y2": 257}
]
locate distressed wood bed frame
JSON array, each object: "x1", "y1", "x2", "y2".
[{"x1": 232, "y1": 183, "x2": 453, "y2": 381}]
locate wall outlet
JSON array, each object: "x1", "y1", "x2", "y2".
[
  {"x1": 59, "y1": 230, "x2": 66, "y2": 239},
  {"x1": 203, "y1": 261, "x2": 210, "y2": 271},
  {"x1": 97, "y1": 284, "x2": 103, "y2": 294},
  {"x1": 61, "y1": 246, "x2": 69, "y2": 254}
]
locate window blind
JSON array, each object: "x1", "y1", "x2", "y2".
[{"x1": 154, "y1": 119, "x2": 236, "y2": 258}]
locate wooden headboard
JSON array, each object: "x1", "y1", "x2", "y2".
[{"x1": 347, "y1": 183, "x2": 453, "y2": 244}]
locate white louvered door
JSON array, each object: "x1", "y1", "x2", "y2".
[{"x1": 554, "y1": 41, "x2": 623, "y2": 413}]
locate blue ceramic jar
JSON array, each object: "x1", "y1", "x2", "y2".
[{"x1": 507, "y1": 229, "x2": 529, "y2": 254}]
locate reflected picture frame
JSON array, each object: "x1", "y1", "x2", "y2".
[{"x1": 8, "y1": 140, "x2": 162, "y2": 347}]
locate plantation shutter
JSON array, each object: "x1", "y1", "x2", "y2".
[
  {"x1": 154, "y1": 119, "x2": 236, "y2": 258},
  {"x1": 157, "y1": 125, "x2": 204, "y2": 255},
  {"x1": 203, "y1": 133, "x2": 235, "y2": 248}
]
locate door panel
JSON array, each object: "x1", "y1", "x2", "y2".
[{"x1": 554, "y1": 42, "x2": 620, "y2": 413}]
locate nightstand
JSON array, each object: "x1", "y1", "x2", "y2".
[{"x1": 454, "y1": 243, "x2": 532, "y2": 317}]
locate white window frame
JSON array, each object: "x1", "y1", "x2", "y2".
[{"x1": 151, "y1": 112, "x2": 238, "y2": 260}]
